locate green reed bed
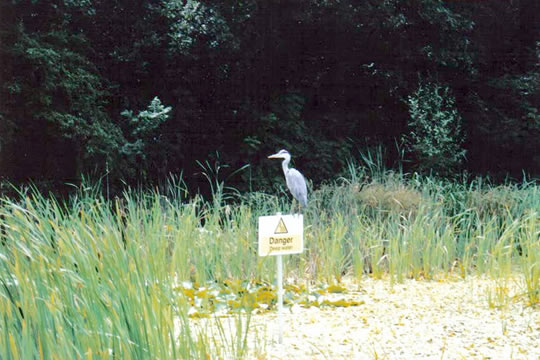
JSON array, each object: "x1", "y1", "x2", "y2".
[
  {"x1": 0, "y1": 171, "x2": 538, "y2": 358},
  {"x1": 0, "y1": 191, "x2": 252, "y2": 359},
  {"x1": 297, "y1": 169, "x2": 538, "y2": 301}
]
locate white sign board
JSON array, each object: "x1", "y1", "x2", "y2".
[{"x1": 258, "y1": 214, "x2": 303, "y2": 256}]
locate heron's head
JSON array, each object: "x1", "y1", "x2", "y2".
[{"x1": 268, "y1": 149, "x2": 291, "y2": 161}]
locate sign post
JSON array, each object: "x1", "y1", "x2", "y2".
[
  {"x1": 276, "y1": 253, "x2": 283, "y2": 343},
  {"x1": 258, "y1": 213, "x2": 304, "y2": 344}
]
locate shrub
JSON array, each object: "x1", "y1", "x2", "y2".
[{"x1": 404, "y1": 81, "x2": 466, "y2": 175}]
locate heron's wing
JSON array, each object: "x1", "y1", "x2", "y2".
[{"x1": 286, "y1": 168, "x2": 308, "y2": 207}]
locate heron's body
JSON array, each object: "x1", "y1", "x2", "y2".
[{"x1": 268, "y1": 150, "x2": 308, "y2": 208}]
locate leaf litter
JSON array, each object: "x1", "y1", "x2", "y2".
[{"x1": 183, "y1": 275, "x2": 540, "y2": 359}]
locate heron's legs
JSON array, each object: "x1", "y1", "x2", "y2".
[
  {"x1": 289, "y1": 199, "x2": 303, "y2": 216},
  {"x1": 288, "y1": 199, "x2": 296, "y2": 215}
]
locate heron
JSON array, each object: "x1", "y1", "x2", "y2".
[{"x1": 268, "y1": 149, "x2": 308, "y2": 211}]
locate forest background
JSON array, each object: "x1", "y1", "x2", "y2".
[{"x1": 1, "y1": 0, "x2": 539, "y2": 196}]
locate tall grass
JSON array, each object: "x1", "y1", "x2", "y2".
[
  {"x1": 0, "y1": 189, "x2": 253, "y2": 359},
  {"x1": 0, "y1": 164, "x2": 538, "y2": 358}
]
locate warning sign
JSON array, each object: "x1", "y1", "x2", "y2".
[
  {"x1": 258, "y1": 214, "x2": 303, "y2": 256},
  {"x1": 274, "y1": 218, "x2": 288, "y2": 234}
]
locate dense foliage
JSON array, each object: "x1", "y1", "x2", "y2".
[{"x1": 1, "y1": 0, "x2": 539, "y2": 194}]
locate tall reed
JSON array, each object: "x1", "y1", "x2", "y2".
[
  {"x1": 0, "y1": 164, "x2": 538, "y2": 358},
  {"x1": 0, "y1": 189, "x2": 252, "y2": 359}
]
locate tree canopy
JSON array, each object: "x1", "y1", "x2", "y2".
[{"x1": 1, "y1": 0, "x2": 539, "y2": 194}]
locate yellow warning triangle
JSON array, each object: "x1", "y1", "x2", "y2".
[{"x1": 274, "y1": 218, "x2": 288, "y2": 234}]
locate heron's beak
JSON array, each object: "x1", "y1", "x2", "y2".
[{"x1": 268, "y1": 153, "x2": 281, "y2": 159}]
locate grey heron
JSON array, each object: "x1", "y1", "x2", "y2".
[{"x1": 268, "y1": 149, "x2": 308, "y2": 209}]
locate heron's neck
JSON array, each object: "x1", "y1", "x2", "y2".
[{"x1": 281, "y1": 157, "x2": 290, "y2": 176}]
